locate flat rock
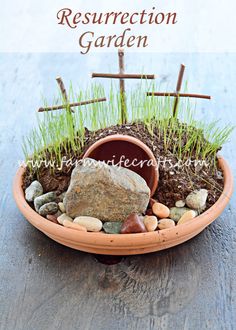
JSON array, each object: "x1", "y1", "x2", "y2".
[
  {"x1": 25, "y1": 180, "x2": 43, "y2": 202},
  {"x1": 38, "y1": 202, "x2": 58, "y2": 216},
  {"x1": 34, "y1": 192, "x2": 57, "y2": 212},
  {"x1": 186, "y1": 189, "x2": 208, "y2": 211},
  {"x1": 64, "y1": 158, "x2": 150, "y2": 221}
]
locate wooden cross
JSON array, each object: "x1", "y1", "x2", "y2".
[
  {"x1": 92, "y1": 48, "x2": 156, "y2": 124},
  {"x1": 147, "y1": 64, "x2": 211, "y2": 117},
  {"x1": 38, "y1": 76, "x2": 106, "y2": 112}
]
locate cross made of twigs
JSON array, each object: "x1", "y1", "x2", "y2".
[
  {"x1": 92, "y1": 48, "x2": 156, "y2": 124},
  {"x1": 147, "y1": 64, "x2": 211, "y2": 116}
]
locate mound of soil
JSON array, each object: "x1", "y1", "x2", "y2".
[{"x1": 23, "y1": 122, "x2": 224, "y2": 209}]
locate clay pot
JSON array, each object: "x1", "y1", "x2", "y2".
[
  {"x1": 13, "y1": 157, "x2": 233, "y2": 255},
  {"x1": 83, "y1": 134, "x2": 158, "y2": 196}
]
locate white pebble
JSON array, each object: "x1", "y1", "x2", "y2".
[
  {"x1": 74, "y1": 216, "x2": 102, "y2": 232},
  {"x1": 175, "y1": 200, "x2": 185, "y2": 208},
  {"x1": 58, "y1": 202, "x2": 66, "y2": 213},
  {"x1": 57, "y1": 213, "x2": 73, "y2": 225}
]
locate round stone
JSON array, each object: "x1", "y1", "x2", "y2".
[
  {"x1": 152, "y1": 202, "x2": 170, "y2": 218},
  {"x1": 186, "y1": 189, "x2": 208, "y2": 211},
  {"x1": 74, "y1": 216, "x2": 103, "y2": 232},
  {"x1": 158, "y1": 218, "x2": 175, "y2": 230},
  {"x1": 175, "y1": 200, "x2": 185, "y2": 208},
  {"x1": 143, "y1": 215, "x2": 158, "y2": 232}
]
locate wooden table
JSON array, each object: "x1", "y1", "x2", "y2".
[{"x1": 0, "y1": 53, "x2": 235, "y2": 330}]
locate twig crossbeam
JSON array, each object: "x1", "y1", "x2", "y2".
[
  {"x1": 92, "y1": 48, "x2": 156, "y2": 124},
  {"x1": 92, "y1": 73, "x2": 155, "y2": 79},
  {"x1": 38, "y1": 98, "x2": 107, "y2": 112},
  {"x1": 147, "y1": 64, "x2": 211, "y2": 116},
  {"x1": 146, "y1": 92, "x2": 211, "y2": 99},
  {"x1": 38, "y1": 76, "x2": 107, "y2": 113}
]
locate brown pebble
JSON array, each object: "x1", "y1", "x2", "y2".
[
  {"x1": 152, "y1": 202, "x2": 170, "y2": 218},
  {"x1": 63, "y1": 220, "x2": 87, "y2": 232},
  {"x1": 158, "y1": 218, "x2": 175, "y2": 230},
  {"x1": 46, "y1": 214, "x2": 58, "y2": 224},
  {"x1": 177, "y1": 210, "x2": 197, "y2": 225},
  {"x1": 121, "y1": 213, "x2": 147, "y2": 234}
]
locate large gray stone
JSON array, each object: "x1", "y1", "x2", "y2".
[{"x1": 64, "y1": 158, "x2": 150, "y2": 222}]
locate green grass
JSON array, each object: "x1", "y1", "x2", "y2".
[{"x1": 22, "y1": 81, "x2": 234, "y2": 173}]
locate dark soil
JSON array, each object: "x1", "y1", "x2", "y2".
[{"x1": 23, "y1": 122, "x2": 224, "y2": 209}]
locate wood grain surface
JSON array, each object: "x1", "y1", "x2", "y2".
[{"x1": 0, "y1": 53, "x2": 235, "y2": 330}]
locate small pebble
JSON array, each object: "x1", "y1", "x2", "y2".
[
  {"x1": 34, "y1": 192, "x2": 57, "y2": 212},
  {"x1": 152, "y1": 202, "x2": 170, "y2": 218},
  {"x1": 177, "y1": 210, "x2": 197, "y2": 225},
  {"x1": 74, "y1": 216, "x2": 103, "y2": 232},
  {"x1": 103, "y1": 222, "x2": 122, "y2": 234},
  {"x1": 143, "y1": 215, "x2": 158, "y2": 232},
  {"x1": 58, "y1": 202, "x2": 66, "y2": 213},
  {"x1": 46, "y1": 214, "x2": 58, "y2": 224},
  {"x1": 175, "y1": 200, "x2": 185, "y2": 208},
  {"x1": 121, "y1": 213, "x2": 147, "y2": 234},
  {"x1": 38, "y1": 202, "x2": 58, "y2": 217},
  {"x1": 158, "y1": 219, "x2": 175, "y2": 230},
  {"x1": 169, "y1": 207, "x2": 192, "y2": 222},
  {"x1": 57, "y1": 213, "x2": 73, "y2": 225},
  {"x1": 63, "y1": 220, "x2": 87, "y2": 232},
  {"x1": 186, "y1": 189, "x2": 208, "y2": 211},
  {"x1": 25, "y1": 180, "x2": 43, "y2": 202}
]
